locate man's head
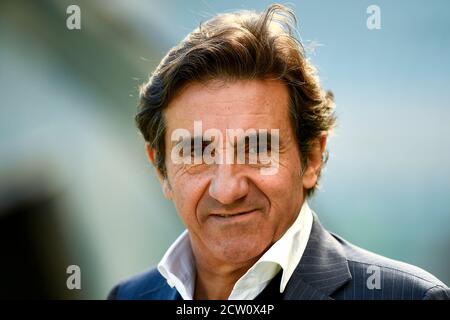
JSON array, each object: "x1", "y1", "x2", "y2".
[{"x1": 136, "y1": 4, "x2": 335, "y2": 264}]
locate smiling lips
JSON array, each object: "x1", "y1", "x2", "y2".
[{"x1": 210, "y1": 209, "x2": 256, "y2": 218}]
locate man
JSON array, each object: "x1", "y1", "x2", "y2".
[{"x1": 108, "y1": 4, "x2": 449, "y2": 300}]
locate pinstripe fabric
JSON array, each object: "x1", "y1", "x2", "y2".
[{"x1": 108, "y1": 213, "x2": 450, "y2": 300}]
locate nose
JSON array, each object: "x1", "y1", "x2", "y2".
[{"x1": 208, "y1": 164, "x2": 249, "y2": 205}]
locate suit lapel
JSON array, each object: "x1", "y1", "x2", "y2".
[
  {"x1": 283, "y1": 212, "x2": 352, "y2": 300},
  {"x1": 138, "y1": 278, "x2": 181, "y2": 300}
]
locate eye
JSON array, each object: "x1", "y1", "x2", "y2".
[
  {"x1": 258, "y1": 143, "x2": 268, "y2": 153},
  {"x1": 191, "y1": 147, "x2": 202, "y2": 157},
  {"x1": 191, "y1": 141, "x2": 214, "y2": 158},
  {"x1": 249, "y1": 145, "x2": 258, "y2": 154}
]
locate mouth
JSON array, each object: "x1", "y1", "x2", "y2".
[{"x1": 210, "y1": 209, "x2": 257, "y2": 219}]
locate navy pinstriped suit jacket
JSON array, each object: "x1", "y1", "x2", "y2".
[{"x1": 108, "y1": 214, "x2": 450, "y2": 300}]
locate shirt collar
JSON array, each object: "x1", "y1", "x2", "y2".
[
  {"x1": 158, "y1": 200, "x2": 313, "y2": 300},
  {"x1": 157, "y1": 229, "x2": 194, "y2": 299},
  {"x1": 229, "y1": 200, "x2": 313, "y2": 298}
]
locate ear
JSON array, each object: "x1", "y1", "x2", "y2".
[
  {"x1": 302, "y1": 132, "x2": 328, "y2": 190},
  {"x1": 145, "y1": 143, "x2": 173, "y2": 200}
]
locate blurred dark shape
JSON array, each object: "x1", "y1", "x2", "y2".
[{"x1": 0, "y1": 174, "x2": 77, "y2": 299}]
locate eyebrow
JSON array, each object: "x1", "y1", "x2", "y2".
[
  {"x1": 171, "y1": 135, "x2": 206, "y2": 148},
  {"x1": 171, "y1": 131, "x2": 281, "y2": 145},
  {"x1": 234, "y1": 131, "x2": 280, "y2": 146}
]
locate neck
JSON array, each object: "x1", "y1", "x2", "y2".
[
  {"x1": 193, "y1": 259, "x2": 255, "y2": 300},
  {"x1": 191, "y1": 243, "x2": 261, "y2": 300}
]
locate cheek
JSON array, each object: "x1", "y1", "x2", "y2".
[
  {"x1": 169, "y1": 172, "x2": 210, "y2": 225},
  {"x1": 254, "y1": 154, "x2": 303, "y2": 215},
  {"x1": 267, "y1": 152, "x2": 303, "y2": 194},
  {"x1": 259, "y1": 171, "x2": 302, "y2": 205}
]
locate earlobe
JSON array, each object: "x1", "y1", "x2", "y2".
[
  {"x1": 302, "y1": 164, "x2": 317, "y2": 189},
  {"x1": 145, "y1": 143, "x2": 165, "y2": 180},
  {"x1": 145, "y1": 143, "x2": 171, "y2": 201},
  {"x1": 145, "y1": 143, "x2": 173, "y2": 200},
  {"x1": 145, "y1": 143, "x2": 156, "y2": 165},
  {"x1": 162, "y1": 179, "x2": 173, "y2": 200},
  {"x1": 302, "y1": 133, "x2": 328, "y2": 189}
]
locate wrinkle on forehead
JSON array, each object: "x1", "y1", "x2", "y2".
[{"x1": 164, "y1": 79, "x2": 291, "y2": 132}]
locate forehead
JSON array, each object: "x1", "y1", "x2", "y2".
[{"x1": 164, "y1": 79, "x2": 291, "y2": 132}]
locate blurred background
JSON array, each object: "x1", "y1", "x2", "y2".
[{"x1": 0, "y1": 0, "x2": 449, "y2": 299}]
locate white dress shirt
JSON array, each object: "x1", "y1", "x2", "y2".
[{"x1": 157, "y1": 200, "x2": 313, "y2": 300}]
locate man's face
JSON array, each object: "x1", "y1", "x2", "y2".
[{"x1": 157, "y1": 79, "x2": 306, "y2": 264}]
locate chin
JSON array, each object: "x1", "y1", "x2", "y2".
[{"x1": 210, "y1": 236, "x2": 270, "y2": 264}]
